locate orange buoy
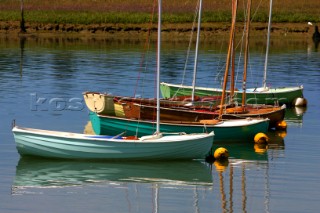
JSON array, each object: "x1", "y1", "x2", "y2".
[
  {"x1": 213, "y1": 147, "x2": 229, "y2": 160},
  {"x1": 254, "y1": 133, "x2": 269, "y2": 144},
  {"x1": 276, "y1": 120, "x2": 287, "y2": 130}
]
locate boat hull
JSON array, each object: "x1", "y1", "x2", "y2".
[
  {"x1": 160, "y1": 82, "x2": 304, "y2": 106},
  {"x1": 12, "y1": 126, "x2": 214, "y2": 160},
  {"x1": 83, "y1": 92, "x2": 220, "y2": 115},
  {"x1": 122, "y1": 102, "x2": 285, "y2": 129},
  {"x1": 90, "y1": 113, "x2": 269, "y2": 143},
  {"x1": 83, "y1": 92, "x2": 116, "y2": 115},
  {"x1": 123, "y1": 102, "x2": 217, "y2": 122},
  {"x1": 221, "y1": 105, "x2": 286, "y2": 128}
]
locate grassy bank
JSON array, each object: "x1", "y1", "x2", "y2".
[
  {"x1": 0, "y1": 0, "x2": 318, "y2": 39},
  {"x1": 0, "y1": 0, "x2": 319, "y2": 24}
]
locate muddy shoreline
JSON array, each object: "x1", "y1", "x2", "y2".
[{"x1": 0, "y1": 21, "x2": 314, "y2": 41}]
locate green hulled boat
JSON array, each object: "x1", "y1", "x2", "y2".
[
  {"x1": 12, "y1": 125, "x2": 214, "y2": 160},
  {"x1": 90, "y1": 112, "x2": 269, "y2": 143},
  {"x1": 160, "y1": 82, "x2": 304, "y2": 106}
]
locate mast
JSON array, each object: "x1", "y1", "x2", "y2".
[
  {"x1": 230, "y1": 0, "x2": 238, "y2": 104},
  {"x1": 156, "y1": 0, "x2": 161, "y2": 134},
  {"x1": 263, "y1": 0, "x2": 273, "y2": 89},
  {"x1": 241, "y1": 0, "x2": 251, "y2": 110},
  {"x1": 230, "y1": 39, "x2": 235, "y2": 104},
  {"x1": 191, "y1": 0, "x2": 203, "y2": 103},
  {"x1": 218, "y1": 0, "x2": 238, "y2": 119}
]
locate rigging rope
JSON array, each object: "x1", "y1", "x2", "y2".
[
  {"x1": 173, "y1": 0, "x2": 201, "y2": 98},
  {"x1": 133, "y1": 0, "x2": 157, "y2": 100}
]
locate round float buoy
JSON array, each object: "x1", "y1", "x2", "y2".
[
  {"x1": 254, "y1": 143, "x2": 268, "y2": 154},
  {"x1": 254, "y1": 133, "x2": 269, "y2": 144},
  {"x1": 293, "y1": 97, "x2": 307, "y2": 107},
  {"x1": 213, "y1": 147, "x2": 229, "y2": 160},
  {"x1": 276, "y1": 120, "x2": 287, "y2": 130}
]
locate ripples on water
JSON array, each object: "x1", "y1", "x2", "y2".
[{"x1": 0, "y1": 36, "x2": 319, "y2": 213}]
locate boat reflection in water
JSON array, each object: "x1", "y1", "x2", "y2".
[
  {"x1": 284, "y1": 106, "x2": 307, "y2": 128},
  {"x1": 13, "y1": 158, "x2": 213, "y2": 190},
  {"x1": 211, "y1": 129, "x2": 286, "y2": 164},
  {"x1": 211, "y1": 130, "x2": 286, "y2": 212}
]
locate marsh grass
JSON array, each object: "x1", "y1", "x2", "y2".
[{"x1": 0, "y1": 0, "x2": 319, "y2": 24}]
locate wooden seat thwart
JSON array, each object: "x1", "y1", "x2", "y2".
[
  {"x1": 225, "y1": 107, "x2": 249, "y2": 114},
  {"x1": 199, "y1": 119, "x2": 221, "y2": 125}
]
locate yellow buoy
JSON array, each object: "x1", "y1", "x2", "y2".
[
  {"x1": 276, "y1": 120, "x2": 287, "y2": 130},
  {"x1": 213, "y1": 147, "x2": 229, "y2": 160},
  {"x1": 254, "y1": 133, "x2": 269, "y2": 144}
]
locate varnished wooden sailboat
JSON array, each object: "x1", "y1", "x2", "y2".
[
  {"x1": 120, "y1": 101, "x2": 285, "y2": 129},
  {"x1": 114, "y1": 0, "x2": 285, "y2": 129}
]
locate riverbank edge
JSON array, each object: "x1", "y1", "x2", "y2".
[{"x1": 0, "y1": 21, "x2": 314, "y2": 40}]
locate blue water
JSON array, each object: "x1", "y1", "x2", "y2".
[{"x1": 0, "y1": 36, "x2": 319, "y2": 213}]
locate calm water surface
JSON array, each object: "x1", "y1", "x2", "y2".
[{"x1": 0, "y1": 35, "x2": 319, "y2": 213}]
